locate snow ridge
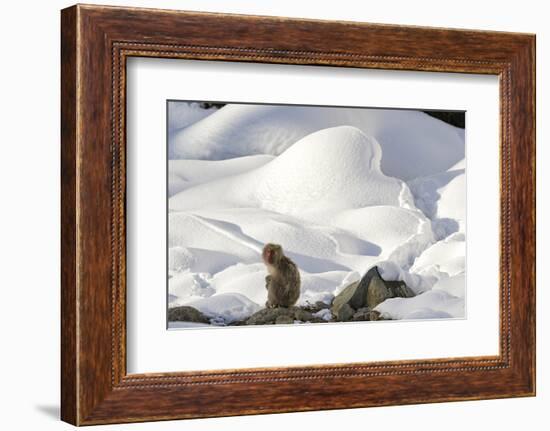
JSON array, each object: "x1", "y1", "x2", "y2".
[{"x1": 167, "y1": 103, "x2": 466, "y2": 325}]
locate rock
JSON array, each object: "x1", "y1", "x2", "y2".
[
  {"x1": 331, "y1": 281, "x2": 364, "y2": 316},
  {"x1": 335, "y1": 303, "x2": 355, "y2": 321},
  {"x1": 331, "y1": 266, "x2": 415, "y2": 319},
  {"x1": 242, "y1": 306, "x2": 326, "y2": 325},
  {"x1": 315, "y1": 301, "x2": 330, "y2": 310},
  {"x1": 366, "y1": 273, "x2": 415, "y2": 308},
  {"x1": 245, "y1": 307, "x2": 295, "y2": 325},
  {"x1": 168, "y1": 305, "x2": 209, "y2": 324},
  {"x1": 352, "y1": 307, "x2": 382, "y2": 321},
  {"x1": 299, "y1": 301, "x2": 330, "y2": 314},
  {"x1": 275, "y1": 315, "x2": 295, "y2": 325},
  {"x1": 294, "y1": 308, "x2": 315, "y2": 322}
]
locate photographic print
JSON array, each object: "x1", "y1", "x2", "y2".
[
  {"x1": 167, "y1": 101, "x2": 466, "y2": 329},
  {"x1": 60, "y1": 6, "x2": 536, "y2": 423}
]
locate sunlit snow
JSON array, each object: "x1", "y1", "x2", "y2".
[{"x1": 167, "y1": 103, "x2": 466, "y2": 327}]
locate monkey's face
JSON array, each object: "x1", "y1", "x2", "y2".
[
  {"x1": 262, "y1": 246, "x2": 274, "y2": 265},
  {"x1": 262, "y1": 244, "x2": 281, "y2": 265}
]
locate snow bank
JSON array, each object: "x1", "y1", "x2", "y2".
[
  {"x1": 372, "y1": 229, "x2": 466, "y2": 309},
  {"x1": 188, "y1": 293, "x2": 261, "y2": 324},
  {"x1": 329, "y1": 206, "x2": 434, "y2": 265},
  {"x1": 169, "y1": 155, "x2": 274, "y2": 196},
  {"x1": 408, "y1": 166, "x2": 466, "y2": 236},
  {"x1": 170, "y1": 126, "x2": 410, "y2": 215},
  {"x1": 298, "y1": 271, "x2": 351, "y2": 306},
  {"x1": 170, "y1": 104, "x2": 464, "y2": 180},
  {"x1": 168, "y1": 246, "x2": 195, "y2": 273},
  {"x1": 169, "y1": 272, "x2": 215, "y2": 306},
  {"x1": 169, "y1": 203, "x2": 434, "y2": 278},
  {"x1": 209, "y1": 264, "x2": 268, "y2": 306},
  {"x1": 411, "y1": 232, "x2": 466, "y2": 277},
  {"x1": 375, "y1": 289, "x2": 464, "y2": 320},
  {"x1": 169, "y1": 212, "x2": 261, "y2": 274},
  {"x1": 432, "y1": 274, "x2": 466, "y2": 299},
  {"x1": 167, "y1": 102, "x2": 217, "y2": 134},
  {"x1": 167, "y1": 103, "x2": 466, "y2": 324}
]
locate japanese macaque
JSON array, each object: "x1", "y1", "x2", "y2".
[{"x1": 262, "y1": 243, "x2": 301, "y2": 308}]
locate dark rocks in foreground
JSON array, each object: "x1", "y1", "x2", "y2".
[
  {"x1": 168, "y1": 305, "x2": 210, "y2": 324},
  {"x1": 331, "y1": 266, "x2": 414, "y2": 321},
  {"x1": 352, "y1": 307, "x2": 382, "y2": 322},
  {"x1": 226, "y1": 302, "x2": 383, "y2": 325},
  {"x1": 234, "y1": 306, "x2": 326, "y2": 326},
  {"x1": 168, "y1": 266, "x2": 414, "y2": 326}
]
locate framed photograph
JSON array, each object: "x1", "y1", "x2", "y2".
[
  {"x1": 164, "y1": 100, "x2": 466, "y2": 329},
  {"x1": 61, "y1": 4, "x2": 536, "y2": 425}
]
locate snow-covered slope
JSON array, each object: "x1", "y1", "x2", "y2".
[
  {"x1": 170, "y1": 104, "x2": 465, "y2": 180},
  {"x1": 170, "y1": 126, "x2": 411, "y2": 214},
  {"x1": 167, "y1": 101, "x2": 217, "y2": 133},
  {"x1": 167, "y1": 103, "x2": 466, "y2": 326},
  {"x1": 408, "y1": 164, "x2": 466, "y2": 237},
  {"x1": 169, "y1": 155, "x2": 274, "y2": 196}
]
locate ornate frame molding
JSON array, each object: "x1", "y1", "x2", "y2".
[{"x1": 61, "y1": 5, "x2": 535, "y2": 425}]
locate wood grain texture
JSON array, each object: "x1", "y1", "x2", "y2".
[
  {"x1": 60, "y1": 6, "x2": 78, "y2": 425},
  {"x1": 60, "y1": 4, "x2": 536, "y2": 425}
]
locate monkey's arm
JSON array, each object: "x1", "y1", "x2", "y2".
[{"x1": 265, "y1": 274, "x2": 272, "y2": 289}]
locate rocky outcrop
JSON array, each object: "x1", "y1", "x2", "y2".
[
  {"x1": 334, "y1": 303, "x2": 355, "y2": 321},
  {"x1": 352, "y1": 307, "x2": 381, "y2": 322},
  {"x1": 331, "y1": 280, "x2": 365, "y2": 319},
  {"x1": 169, "y1": 267, "x2": 411, "y2": 326},
  {"x1": 235, "y1": 306, "x2": 327, "y2": 325},
  {"x1": 331, "y1": 266, "x2": 414, "y2": 320},
  {"x1": 368, "y1": 278, "x2": 414, "y2": 308},
  {"x1": 168, "y1": 305, "x2": 210, "y2": 324}
]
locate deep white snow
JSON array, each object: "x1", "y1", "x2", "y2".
[
  {"x1": 167, "y1": 102, "x2": 466, "y2": 327},
  {"x1": 169, "y1": 103, "x2": 465, "y2": 180}
]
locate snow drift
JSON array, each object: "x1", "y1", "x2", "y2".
[
  {"x1": 170, "y1": 126, "x2": 411, "y2": 215},
  {"x1": 169, "y1": 104, "x2": 465, "y2": 180},
  {"x1": 167, "y1": 103, "x2": 466, "y2": 326}
]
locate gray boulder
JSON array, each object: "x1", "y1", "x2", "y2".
[
  {"x1": 352, "y1": 307, "x2": 382, "y2": 321},
  {"x1": 275, "y1": 315, "x2": 295, "y2": 325},
  {"x1": 331, "y1": 281, "x2": 364, "y2": 317},
  {"x1": 168, "y1": 305, "x2": 209, "y2": 324},
  {"x1": 294, "y1": 308, "x2": 316, "y2": 322},
  {"x1": 243, "y1": 306, "x2": 325, "y2": 325},
  {"x1": 331, "y1": 266, "x2": 415, "y2": 319},
  {"x1": 367, "y1": 276, "x2": 415, "y2": 308},
  {"x1": 245, "y1": 307, "x2": 294, "y2": 325},
  {"x1": 335, "y1": 303, "x2": 355, "y2": 321},
  {"x1": 301, "y1": 301, "x2": 331, "y2": 314}
]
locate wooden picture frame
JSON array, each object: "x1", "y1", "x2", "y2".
[{"x1": 61, "y1": 4, "x2": 536, "y2": 425}]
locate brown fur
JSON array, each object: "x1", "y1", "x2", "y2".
[{"x1": 262, "y1": 243, "x2": 301, "y2": 308}]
